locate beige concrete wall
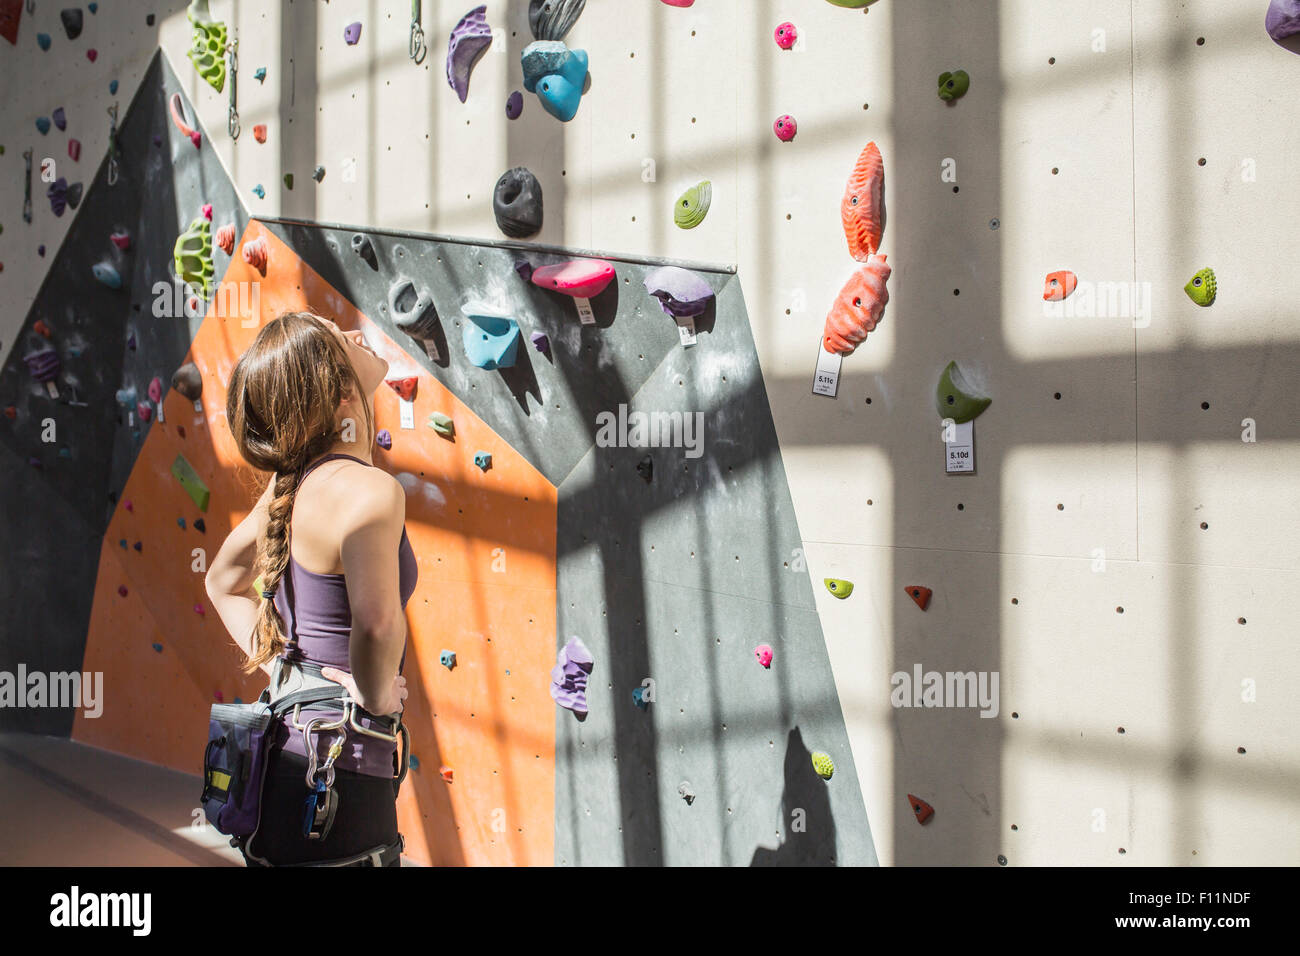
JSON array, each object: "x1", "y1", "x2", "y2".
[{"x1": 2, "y1": 0, "x2": 1295, "y2": 865}]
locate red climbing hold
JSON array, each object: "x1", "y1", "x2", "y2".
[
  {"x1": 904, "y1": 585, "x2": 932, "y2": 611},
  {"x1": 117, "y1": 585, "x2": 128, "y2": 598},
  {"x1": 907, "y1": 793, "x2": 935, "y2": 825},
  {"x1": 68, "y1": 139, "x2": 81, "y2": 161},
  {"x1": 439, "y1": 765, "x2": 454, "y2": 782},
  {"x1": 3, "y1": 406, "x2": 16, "y2": 420},
  {"x1": 385, "y1": 377, "x2": 417, "y2": 402},
  {"x1": 33, "y1": 319, "x2": 52, "y2": 337},
  {"x1": 110, "y1": 231, "x2": 131, "y2": 250}
]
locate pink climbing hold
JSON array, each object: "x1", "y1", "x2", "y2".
[
  {"x1": 774, "y1": 22, "x2": 798, "y2": 49},
  {"x1": 755, "y1": 645, "x2": 773, "y2": 668},
  {"x1": 86, "y1": 48, "x2": 97, "y2": 62},
  {"x1": 136, "y1": 402, "x2": 153, "y2": 422},
  {"x1": 529, "y1": 260, "x2": 616, "y2": 299},
  {"x1": 215, "y1": 223, "x2": 235, "y2": 254},
  {"x1": 774, "y1": 115, "x2": 797, "y2": 142},
  {"x1": 110, "y1": 230, "x2": 131, "y2": 251},
  {"x1": 117, "y1": 585, "x2": 128, "y2": 598},
  {"x1": 193, "y1": 603, "x2": 205, "y2": 617},
  {"x1": 201, "y1": 203, "x2": 213, "y2": 221},
  {"x1": 660, "y1": 0, "x2": 695, "y2": 6},
  {"x1": 68, "y1": 138, "x2": 81, "y2": 161},
  {"x1": 147, "y1": 376, "x2": 163, "y2": 403},
  {"x1": 169, "y1": 93, "x2": 201, "y2": 148},
  {"x1": 124, "y1": 499, "x2": 133, "y2": 512},
  {"x1": 242, "y1": 237, "x2": 268, "y2": 273}
]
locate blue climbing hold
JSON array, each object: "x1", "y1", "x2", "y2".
[
  {"x1": 37, "y1": 33, "x2": 52, "y2": 51},
  {"x1": 521, "y1": 41, "x2": 589, "y2": 122},
  {"x1": 461, "y1": 304, "x2": 521, "y2": 370},
  {"x1": 109, "y1": 79, "x2": 118, "y2": 94},
  {"x1": 58, "y1": 447, "x2": 71, "y2": 458},
  {"x1": 177, "y1": 517, "x2": 187, "y2": 529},
  {"x1": 89, "y1": 2, "x2": 98, "y2": 12},
  {"x1": 152, "y1": 643, "x2": 163, "y2": 653},
  {"x1": 440, "y1": 650, "x2": 457, "y2": 669},
  {"x1": 473, "y1": 451, "x2": 492, "y2": 471},
  {"x1": 633, "y1": 686, "x2": 649, "y2": 709},
  {"x1": 409, "y1": 755, "x2": 420, "y2": 770},
  {"x1": 92, "y1": 262, "x2": 123, "y2": 289},
  {"x1": 252, "y1": 183, "x2": 265, "y2": 198},
  {"x1": 36, "y1": 117, "x2": 50, "y2": 134},
  {"x1": 254, "y1": 66, "x2": 267, "y2": 82},
  {"x1": 115, "y1": 386, "x2": 136, "y2": 406},
  {"x1": 119, "y1": 539, "x2": 127, "y2": 549}
]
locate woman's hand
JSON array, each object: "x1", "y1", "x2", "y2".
[{"x1": 320, "y1": 666, "x2": 408, "y2": 716}]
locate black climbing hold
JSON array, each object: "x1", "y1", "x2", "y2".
[
  {"x1": 493, "y1": 167, "x2": 543, "y2": 239},
  {"x1": 636, "y1": 455, "x2": 653, "y2": 483},
  {"x1": 193, "y1": 517, "x2": 206, "y2": 533},
  {"x1": 66, "y1": 182, "x2": 84, "y2": 210},
  {"x1": 61, "y1": 8, "x2": 83, "y2": 40},
  {"x1": 351, "y1": 233, "x2": 377, "y2": 269},
  {"x1": 171, "y1": 362, "x2": 203, "y2": 402},
  {"x1": 133, "y1": 541, "x2": 142, "y2": 552},
  {"x1": 147, "y1": 14, "x2": 155, "y2": 27}
]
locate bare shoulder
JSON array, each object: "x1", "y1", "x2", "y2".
[{"x1": 329, "y1": 461, "x2": 406, "y2": 527}]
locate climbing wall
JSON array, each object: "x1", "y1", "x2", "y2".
[{"x1": 4, "y1": 0, "x2": 1299, "y2": 867}]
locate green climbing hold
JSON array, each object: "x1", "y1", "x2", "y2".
[
  {"x1": 935, "y1": 360, "x2": 991, "y2": 424},
  {"x1": 186, "y1": 0, "x2": 229, "y2": 93},
  {"x1": 1184, "y1": 267, "x2": 1216, "y2": 307},
  {"x1": 428, "y1": 412, "x2": 455, "y2": 439},
  {"x1": 171, "y1": 453, "x2": 210, "y2": 512},
  {"x1": 173, "y1": 216, "x2": 214, "y2": 301},
  {"x1": 283, "y1": 173, "x2": 294, "y2": 190},
  {"x1": 811, "y1": 751, "x2": 835, "y2": 779},
  {"x1": 674, "y1": 181, "x2": 712, "y2": 230},
  {"x1": 938, "y1": 70, "x2": 971, "y2": 101},
  {"x1": 824, "y1": 578, "x2": 854, "y2": 600}
]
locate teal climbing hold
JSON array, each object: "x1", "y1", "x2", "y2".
[
  {"x1": 409, "y1": 755, "x2": 420, "y2": 770},
  {"x1": 461, "y1": 305, "x2": 521, "y2": 370},
  {"x1": 92, "y1": 262, "x2": 122, "y2": 289},
  {"x1": 152, "y1": 643, "x2": 163, "y2": 653},
  {"x1": 36, "y1": 117, "x2": 50, "y2": 135},
  {"x1": 109, "y1": 79, "x2": 118, "y2": 94},
  {"x1": 252, "y1": 183, "x2": 265, "y2": 198},
  {"x1": 473, "y1": 451, "x2": 492, "y2": 471},
  {"x1": 254, "y1": 67, "x2": 267, "y2": 82},
  {"x1": 177, "y1": 517, "x2": 187, "y2": 529},
  {"x1": 440, "y1": 650, "x2": 457, "y2": 669},
  {"x1": 633, "y1": 686, "x2": 649, "y2": 709},
  {"x1": 37, "y1": 33, "x2": 52, "y2": 51},
  {"x1": 521, "y1": 40, "x2": 589, "y2": 122}
]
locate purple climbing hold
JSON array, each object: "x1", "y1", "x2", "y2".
[
  {"x1": 1267, "y1": 0, "x2": 1300, "y2": 42},
  {"x1": 153, "y1": 134, "x2": 162, "y2": 147},
  {"x1": 530, "y1": 331, "x2": 550, "y2": 352},
  {"x1": 29, "y1": 457, "x2": 43, "y2": 469},
  {"x1": 643, "y1": 266, "x2": 715, "y2": 319},
  {"x1": 513, "y1": 260, "x2": 534, "y2": 282},
  {"x1": 134, "y1": 541, "x2": 143, "y2": 553},
  {"x1": 47, "y1": 179, "x2": 68, "y2": 216},
  {"x1": 550, "y1": 635, "x2": 594, "y2": 714},
  {"x1": 52, "y1": 107, "x2": 67, "y2": 131},
  {"x1": 506, "y1": 90, "x2": 524, "y2": 119},
  {"x1": 376, "y1": 428, "x2": 392, "y2": 450},
  {"x1": 447, "y1": 5, "x2": 492, "y2": 103},
  {"x1": 24, "y1": 348, "x2": 61, "y2": 383},
  {"x1": 38, "y1": 245, "x2": 46, "y2": 257},
  {"x1": 344, "y1": 21, "x2": 362, "y2": 45}
]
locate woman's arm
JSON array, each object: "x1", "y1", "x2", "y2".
[
  {"x1": 335, "y1": 468, "x2": 408, "y2": 713},
  {"x1": 205, "y1": 476, "x2": 276, "y2": 676}
]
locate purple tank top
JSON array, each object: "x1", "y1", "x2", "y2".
[{"x1": 271, "y1": 453, "x2": 417, "y2": 777}]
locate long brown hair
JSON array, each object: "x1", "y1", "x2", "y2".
[{"x1": 225, "y1": 311, "x2": 375, "y2": 672}]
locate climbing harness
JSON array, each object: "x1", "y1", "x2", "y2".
[
  {"x1": 226, "y1": 36, "x2": 240, "y2": 140},
  {"x1": 409, "y1": 0, "x2": 427, "y2": 64},
  {"x1": 22, "y1": 148, "x2": 32, "y2": 223},
  {"x1": 106, "y1": 103, "x2": 120, "y2": 186}
]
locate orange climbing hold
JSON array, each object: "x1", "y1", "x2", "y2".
[
  {"x1": 253, "y1": 124, "x2": 267, "y2": 144},
  {"x1": 33, "y1": 320, "x2": 52, "y2": 338},
  {"x1": 841, "y1": 141, "x2": 885, "y2": 262},
  {"x1": 908, "y1": 793, "x2": 935, "y2": 825},
  {"x1": 904, "y1": 585, "x2": 932, "y2": 611},
  {"x1": 385, "y1": 377, "x2": 417, "y2": 402},
  {"x1": 822, "y1": 255, "x2": 891, "y2": 356},
  {"x1": 215, "y1": 223, "x2": 235, "y2": 255},
  {"x1": 241, "y1": 237, "x2": 268, "y2": 274},
  {"x1": 1043, "y1": 270, "x2": 1077, "y2": 301}
]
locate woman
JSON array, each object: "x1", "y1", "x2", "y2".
[{"x1": 204, "y1": 311, "x2": 415, "y2": 866}]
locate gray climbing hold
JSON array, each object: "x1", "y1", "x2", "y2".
[
  {"x1": 171, "y1": 362, "x2": 203, "y2": 402},
  {"x1": 493, "y1": 167, "x2": 543, "y2": 238},
  {"x1": 351, "y1": 233, "x2": 376, "y2": 268},
  {"x1": 389, "y1": 277, "x2": 439, "y2": 341},
  {"x1": 61, "y1": 8, "x2": 83, "y2": 40},
  {"x1": 312, "y1": 165, "x2": 325, "y2": 182},
  {"x1": 528, "y1": 0, "x2": 586, "y2": 41},
  {"x1": 636, "y1": 455, "x2": 653, "y2": 483}
]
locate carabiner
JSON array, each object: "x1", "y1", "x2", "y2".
[
  {"x1": 22, "y1": 148, "x2": 33, "y2": 223},
  {"x1": 227, "y1": 38, "x2": 240, "y2": 140},
  {"x1": 106, "y1": 104, "x2": 120, "y2": 186},
  {"x1": 409, "y1": 0, "x2": 426, "y2": 64}
]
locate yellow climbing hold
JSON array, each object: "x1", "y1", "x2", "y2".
[{"x1": 811, "y1": 751, "x2": 835, "y2": 779}]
